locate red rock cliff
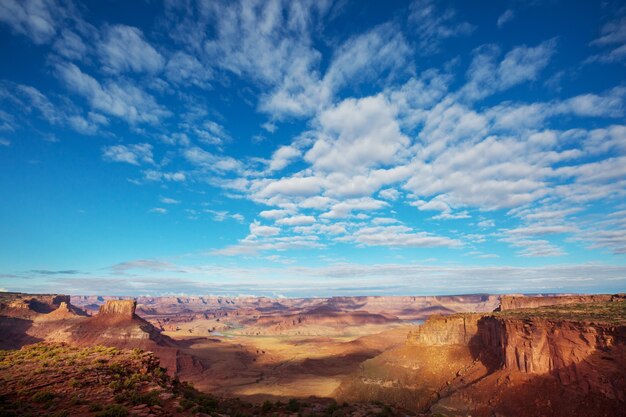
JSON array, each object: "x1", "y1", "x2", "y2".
[
  {"x1": 478, "y1": 316, "x2": 626, "y2": 400},
  {"x1": 406, "y1": 313, "x2": 485, "y2": 346},
  {"x1": 97, "y1": 300, "x2": 137, "y2": 321},
  {"x1": 408, "y1": 310, "x2": 626, "y2": 401}
]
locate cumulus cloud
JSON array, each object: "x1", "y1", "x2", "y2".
[
  {"x1": 305, "y1": 95, "x2": 409, "y2": 173},
  {"x1": 268, "y1": 145, "x2": 300, "y2": 171},
  {"x1": 275, "y1": 215, "x2": 315, "y2": 226},
  {"x1": 321, "y1": 198, "x2": 388, "y2": 219}
]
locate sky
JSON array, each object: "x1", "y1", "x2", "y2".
[{"x1": 0, "y1": 0, "x2": 625, "y2": 297}]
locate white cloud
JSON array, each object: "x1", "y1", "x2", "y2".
[
  {"x1": 165, "y1": 52, "x2": 212, "y2": 87},
  {"x1": 589, "y1": 16, "x2": 626, "y2": 63},
  {"x1": 268, "y1": 145, "x2": 300, "y2": 171},
  {"x1": 255, "y1": 176, "x2": 323, "y2": 199},
  {"x1": 344, "y1": 225, "x2": 461, "y2": 248},
  {"x1": 53, "y1": 29, "x2": 87, "y2": 60},
  {"x1": 249, "y1": 221, "x2": 280, "y2": 237},
  {"x1": 204, "y1": 209, "x2": 244, "y2": 223},
  {"x1": 372, "y1": 217, "x2": 400, "y2": 225},
  {"x1": 321, "y1": 197, "x2": 388, "y2": 219},
  {"x1": 378, "y1": 188, "x2": 401, "y2": 201},
  {"x1": 276, "y1": 215, "x2": 315, "y2": 226},
  {"x1": 149, "y1": 207, "x2": 167, "y2": 214},
  {"x1": 56, "y1": 62, "x2": 170, "y2": 124},
  {"x1": 99, "y1": 24, "x2": 164, "y2": 73},
  {"x1": 102, "y1": 143, "x2": 153, "y2": 165},
  {"x1": 259, "y1": 209, "x2": 291, "y2": 220},
  {"x1": 462, "y1": 39, "x2": 556, "y2": 100},
  {"x1": 413, "y1": 197, "x2": 450, "y2": 212},
  {"x1": 305, "y1": 95, "x2": 409, "y2": 173},
  {"x1": 0, "y1": 0, "x2": 65, "y2": 44},
  {"x1": 497, "y1": 9, "x2": 515, "y2": 28},
  {"x1": 298, "y1": 196, "x2": 333, "y2": 210},
  {"x1": 160, "y1": 197, "x2": 180, "y2": 204},
  {"x1": 408, "y1": 0, "x2": 474, "y2": 53},
  {"x1": 477, "y1": 219, "x2": 495, "y2": 228},
  {"x1": 323, "y1": 23, "x2": 412, "y2": 93},
  {"x1": 0, "y1": 138, "x2": 10, "y2": 146},
  {"x1": 183, "y1": 146, "x2": 241, "y2": 173},
  {"x1": 506, "y1": 225, "x2": 577, "y2": 236},
  {"x1": 500, "y1": 235, "x2": 565, "y2": 257}
]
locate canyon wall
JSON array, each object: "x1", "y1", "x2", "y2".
[
  {"x1": 476, "y1": 316, "x2": 626, "y2": 400},
  {"x1": 408, "y1": 310, "x2": 626, "y2": 402},
  {"x1": 0, "y1": 293, "x2": 71, "y2": 315},
  {"x1": 406, "y1": 313, "x2": 485, "y2": 346},
  {"x1": 498, "y1": 294, "x2": 624, "y2": 310}
]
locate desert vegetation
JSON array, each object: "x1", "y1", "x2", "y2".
[{"x1": 0, "y1": 342, "x2": 414, "y2": 417}]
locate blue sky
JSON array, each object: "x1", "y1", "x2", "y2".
[{"x1": 0, "y1": 0, "x2": 625, "y2": 297}]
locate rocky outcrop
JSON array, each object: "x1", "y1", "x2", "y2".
[
  {"x1": 0, "y1": 293, "x2": 71, "y2": 315},
  {"x1": 497, "y1": 294, "x2": 624, "y2": 311},
  {"x1": 475, "y1": 316, "x2": 626, "y2": 400},
  {"x1": 406, "y1": 313, "x2": 485, "y2": 346},
  {"x1": 39, "y1": 301, "x2": 88, "y2": 320},
  {"x1": 97, "y1": 300, "x2": 137, "y2": 321},
  {"x1": 406, "y1": 310, "x2": 626, "y2": 403}
]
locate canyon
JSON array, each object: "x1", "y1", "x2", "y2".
[{"x1": 0, "y1": 291, "x2": 624, "y2": 416}]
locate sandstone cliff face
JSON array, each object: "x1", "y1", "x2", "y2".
[
  {"x1": 0, "y1": 293, "x2": 71, "y2": 316},
  {"x1": 407, "y1": 311, "x2": 626, "y2": 403},
  {"x1": 406, "y1": 313, "x2": 485, "y2": 346},
  {"x1": 498, "y1": 294, "x2": 624, "y2": 311},
  {"x1": 97, "y1": 300, "x2": 137, "y2": 321},
  {"x1": 476, "y1": 316, "x2": 626, "y2": 400}
]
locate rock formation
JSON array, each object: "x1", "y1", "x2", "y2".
[
  {"x1": 0, "y1": 292, "x2": 71, "y2": 317},
  {"x1": 38, "y1": 301, "x2": 88, "y2": 320},
  {"x1": 497, "y1": 293, "x2": 624, "y2": 311},
  {"x1": 406, "y1": 313, "x2": 485, "y2": 345},
  {"x1": 96, "y1": 299, "x2": 137, "y2": 322},
  {"x1": 474, "y1": 315, "x2": 626, "y2": 400},
  {"x1": 337, "y1": 300, "x2": 626, "y2": 416}
]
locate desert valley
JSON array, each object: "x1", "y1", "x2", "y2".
[{"x1": 1, "y1": 291, "x2": 625, "y2": 417}]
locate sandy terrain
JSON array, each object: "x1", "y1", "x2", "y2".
[{"x1": 166, "y1": 325, "x2": 413, "y2": 400}]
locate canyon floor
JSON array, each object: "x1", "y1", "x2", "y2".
[{"x1": 1, "y1": 292, "x2": 625, "y2": 416}]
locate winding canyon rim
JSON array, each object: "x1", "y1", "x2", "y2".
[{"x1": 1, "y1": 292, "x2": 626, "y2": 416}]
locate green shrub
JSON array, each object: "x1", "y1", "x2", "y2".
[
  {"x1": 88, "y1": 403, "x2": 103, "y2": 412},
  {"x1": 95, "y1": 404, "x2": 128, "y2": 417},
  {"x1": 286, "y1": 399, "x2": 300, "y2": 412},
  {"x1": 262, "y1": 400, "x2": 273, "y2": 412},
  {"x1": 31, "y1": 391, "x2": 54, "y2": 403}
]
